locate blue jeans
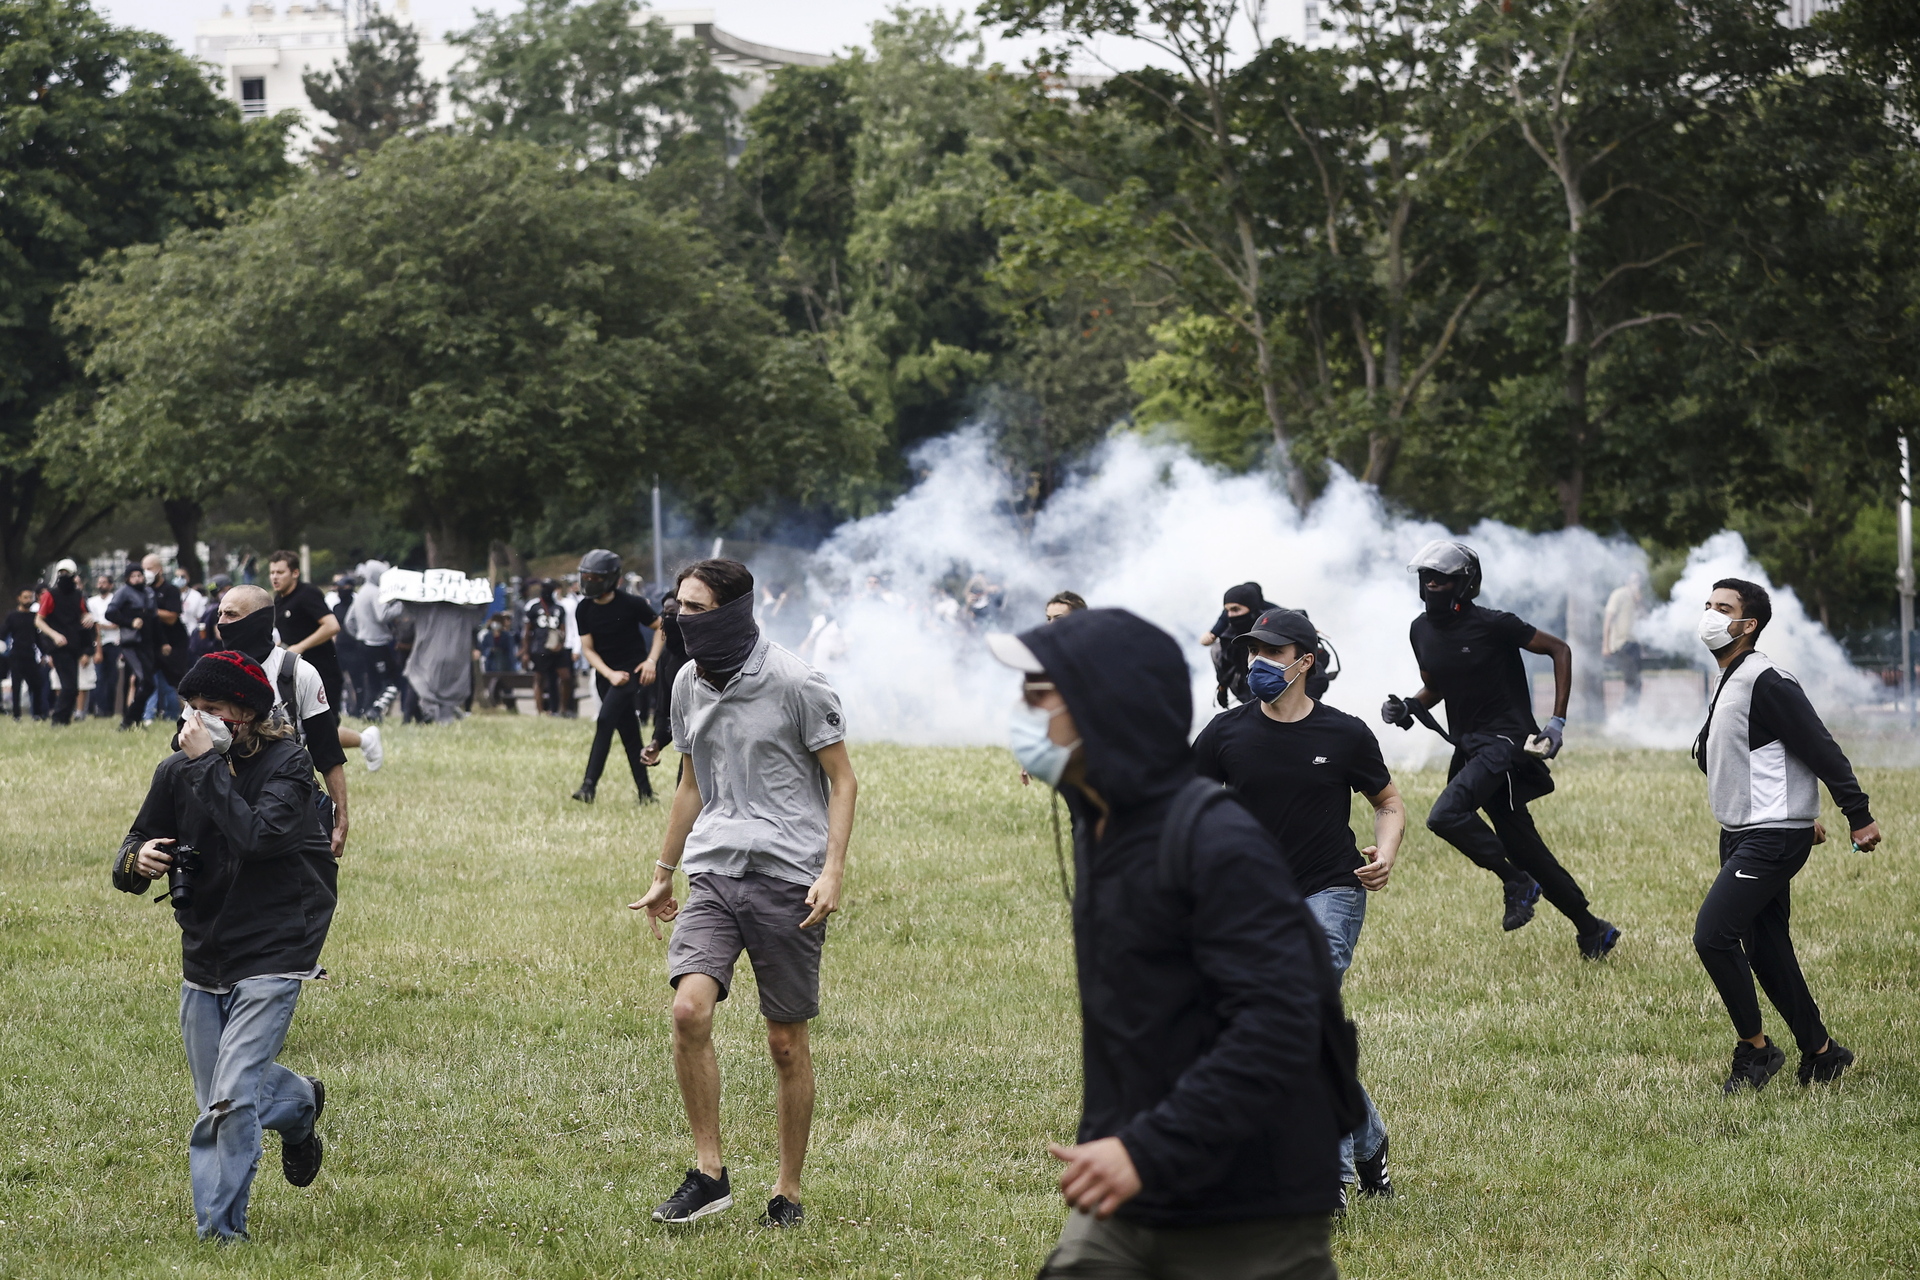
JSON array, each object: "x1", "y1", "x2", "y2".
[
  {"x1": 1305, "y1": 887, "x2": 1386, "y2": 1183},
  {"x1": 180, "y1": 978, "x2": 317, "y2": 1241},
  {"x1": 145, "y1": 669, "x2": 180, "y2": 722}
]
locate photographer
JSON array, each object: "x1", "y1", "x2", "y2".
[{"x1": 112, "y1": 650, "x2": 337, "y2": 1242}]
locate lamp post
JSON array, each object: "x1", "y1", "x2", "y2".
[
  {"x1": 1900, "y1": 436, "x2": 1914, "y2": 728},
  {"x1": 651, "y1": 475, "x2": 664, "y2": 594}
]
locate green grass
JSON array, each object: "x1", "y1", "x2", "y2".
[{"x1": 1, "y1": 716, "x2": 1917, "y2": 1278}]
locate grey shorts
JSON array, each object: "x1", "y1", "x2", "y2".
[
  {"x1": 667, "y1": 871, "x2": 826, "y2": 1023},
  {"x1": 1037, "y1": 1211, "x2": 1335, "y2": 1280}
]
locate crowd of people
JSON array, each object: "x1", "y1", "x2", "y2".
[{"x1": 91, "y1": 541, "x2": 1884, "y2": 1277}]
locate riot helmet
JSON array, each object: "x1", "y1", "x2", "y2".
[
  {"x1": 578, "y1": 549, "x2": 622, "y2": 598},
  {"x1": 1407, "y1": 539, "x2": 1481, "y2": 617}
]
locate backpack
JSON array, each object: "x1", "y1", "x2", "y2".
[
  {"x1": 271, "y1": 650, "x2": 336, "y2": 841},
  {"x1": 1155, "y1": 776, "x2": 1369, "y2": 1135}
]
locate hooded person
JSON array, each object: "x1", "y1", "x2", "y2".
[
  {"x1": 38, "y1": 557, "x2": 94, "y2": 725},
  {"x1": 1198, "y1": 582, "x2": 1279, "y2": 707},
  {"x1": 991, "y1": 609, "x2": 1346, "y2": 1280},
  {"x1": 345, "y1": 561, "x2": 402, "y2": 714}
]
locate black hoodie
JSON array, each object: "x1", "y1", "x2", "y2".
[{"x1": 1021, "y1": 609, "x2": 1341, "y2": 1227}]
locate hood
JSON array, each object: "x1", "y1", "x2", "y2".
[{"x1": 1019, "y1": 608, "x2": 1194, "y2": 811}]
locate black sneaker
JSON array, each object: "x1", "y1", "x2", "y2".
[
  {"x1": 652, "y1": 1167, "x2": 732, "y2": 1224},
  {"x1": 1578, "y1": 920, "x2": 1621, "y2": 960},
  {"x1": 1502, "y1": 880, "x2": 1542, "y2": 931},
  {"x1": 1798, "y1": 1040, "x2": 1855, "y2": 1086},
  {"x1": 571, "y1": 779, "x2": 596, "y2": 804},
  {"x1": 1356, "y1": 1134, "x2": 1394, "y2": 1199},
  {"x1": 1723, "y1": 1037, "x2": 1787, "y2": 1094},
  {"x1": 282, "y1": 1077, "x2": 325, "y2": 1187},
  {"x1": 759, "y1": 1195, "x2": 804, "y2": 1228}
]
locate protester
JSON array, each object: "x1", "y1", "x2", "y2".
[
  {"x1": 178, "y1": 570, "x2": 207, "y2": 659},
  {"x1": 989, "y1": 609, "x2": 1346, "y2": 1279},
  {"x1": 1691, "y1": 578, "x2": 1883, "y2": 1093},
  {"x1": 112, "y1": 649, "x2": 337, "y2": 1241},
  {"x1": 330, "y1": 574, "x2": 366, "y2": 717},
  {"x1": 216, "y1": 586, "x2": 353, "y2": 857},
  {"x1": 571, "y1": 549, "x2": 665, "y2": 804},
  {"x1": 193, "y1": 575, "x2": 231, "y2": 658},
  {"x1": 641, "y1": 594, "x2": 688, "y2": 769},
  {"x1": 521, "y1": 579, "x2": 570, "y2": 716},
  {"x1": 557, "y1": 577, "x2": 583, "y2": 717},
  {"x1": 143, "y1": 553, "x2": 188, "y2": 721},
  {"x1": 630, "y1": 559, "x2": 858, "y2": 1229},
  {"x1": 1045, "y1": 591, "x2": 1088, "y2": 621},
  {"x1": 1383, "y1": 540, "x2": 1619, "y2": 958},
  {"x1": 6, "y1": 587, "x2": 47, "y2": 719},
  {"x1": 1194, "y1": 607, "x2": 1402, "y2": 1207},
  {"x1": 107, "y1": 565, "x2": 158, "y2": 730},
  {"x1": 1198, "y1": 582, "x2": 1279, "y2": 707},
  {"x1": 90, "y1": 573, "x2": 122, "y2": 718},
  {"x1": 36, "y1": 559, "x2": 93, "y2": 725},
  {"x1": 268, "y1": 553, "x2": 382, "y2": 771},
  {"x1": 1603, "y1": 571, "x2": 1647, "y2": 711}
]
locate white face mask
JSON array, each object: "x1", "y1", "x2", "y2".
[
  {"x1": 190, "y1": 708, "x2": 234, "y2": 755},
  {"x1": 1009, "y1": 699, "x2": 1081, "y2": 789},
  {"x1": 1698, "y1": 609, "x2": 1744, "y2": 653}
]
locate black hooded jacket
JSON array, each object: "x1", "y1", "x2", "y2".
[{"x1": 1021, "y1": 609, "x2": 1341, "y2": 1227}]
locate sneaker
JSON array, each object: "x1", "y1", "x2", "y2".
[
  {"x1": 759, "y1": 1195, "x2": 804, "y2": 1228},
  {"x1": 1333, "y1": 1183, "x2": 1349, "y2": 1218},
  {"x1": 1578, "y1": 920, "x2": 1621, "y2": 960},
  {"x1": 283, "y1": 1077, "x2": 325, "y2": 1187},
  {"x1": 1356, "y1": 1134, "x2": 1394, "y2": 1199},
  {"x1": 1723, "y1": 1037, "x2": 1787, "y2": 1094},
  {"x1": 571, "y1": 779, "x2": 596, "y2": 804},
  {"x1": 1797, "y1": 1040, "x2": 1855, "y2": 1086},
  {"x1": 360, "y1": 725, "x2": 383, "y2": 773},
  {"x1": 652, "y1": 1167, "x2": 731, "y2": 1224},
  {"x1": 637, "y1": 788, "x2": 657, "y2": 806},
  {"x1": 1502, "y1": 879, "x2": 1542, "y2": 931}
]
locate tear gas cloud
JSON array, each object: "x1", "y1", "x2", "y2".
[{"x1": 765, "y1": 429, "x2": 1876, "y2": 768}]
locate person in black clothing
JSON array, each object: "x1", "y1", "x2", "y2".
[
  {"x1": 991, "y1": 609, "x2": 1343, "y2": 1280},
  {"x1": 268, "y1": 552, "x2": 381, "y2": 771},
  {"x1": 1197, "y1": 582, "x2": 1279, "y2": 708},
  {"x1": 1194, "y1": 607, "x2": 1402, "y2": 1207},
  {"x1": 144, "y1": 554, "x2": 192, "y2": 707},
  {"x1": 107, "y1": 565, "x2": 158, "y2": 730},
  {"x1": 5, "y1": 587, "x2": 48, "y2": 719},
  {"x1": 642, "y1": 593, "x2": 689, "y2": 771},
  {"x1": 571, "y1": 549, "x2": 665, "y2": 804},
  {"x1": 521, "y1": 579, "x2": 571, "y2": 716},
  {"x1": 112, "y1": 649, "x2": 336, "y2": 1241},
  {"x1": 1693, "y1": 578, "x2": 1883, "y2": 1092},
  {"x1": 1382, "y1": 540, "x2": 1619, "y2": 958},
  {"x1": 40, "y1": 559, "x2": 94, "y2": 724},
  {"x1": 330, "y1": 575, "x2": 365, "y2": 717}
]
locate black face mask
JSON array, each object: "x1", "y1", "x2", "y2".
[
  {"x1": 217, "y1": 608, "x2": 276, "y2": 662},
  {"x1": 678, "y1": 591, "x2": 760, "y2": 673},
  {"x1": 1421, "y1": 573, "x2": 1465, "y2": 621}
]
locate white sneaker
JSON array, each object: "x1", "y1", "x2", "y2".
[{"x1": 360, "y1": 724, "x2": 383, "y2": 773}]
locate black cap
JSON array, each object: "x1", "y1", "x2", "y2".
[{"x1": 1232, "y1": 607, "x2": 1318, "y2": 651}]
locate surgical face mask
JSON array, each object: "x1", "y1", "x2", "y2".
[
  {"x1": 1699, "y1": 609, "x2": 1745, "y2": 653},
  {"x1": 183, "y1": 709, "x2": 233, "y2": 755},
  {"x1": 1247, "y1": 654, "x2": 1306, "y2": 704},
  {"x1": 1010, "y1": 699, "x2": 1080, "y2": 789}
]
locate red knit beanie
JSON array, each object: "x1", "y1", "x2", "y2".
[{"x1": 176, "y1": 650, "x2": 275, "y2": 720}]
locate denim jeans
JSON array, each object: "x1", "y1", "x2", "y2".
[
  {"x1": 180, "y1": 977, "x2": 317, "y2": 1241},
  {"x1": 1305, "y1": 887, "x2": 1386, "y2": 1183},
  {"x1": 145, "y1": 669, "x2": 181, "y2": 722}
]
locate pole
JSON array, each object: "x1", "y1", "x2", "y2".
[
  {"x1": 1900, "y1": 436, "x2": 1914, "y2": 728},
  {"x1": 651, "y1": 475, "x2": 664, "y2": 593}
]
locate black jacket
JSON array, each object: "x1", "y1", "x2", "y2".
[
  {"x1": 120, "y1": 738, "x2": 337, "y2": 988},
  {"x1": 1023, "y1": 609, "x2": 1342, "y2": 1227},
  {"x1": 106, "y1": 582, "x2": 154, "y2": 652}
]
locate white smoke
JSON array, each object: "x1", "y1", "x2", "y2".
[{"x1": 772, "y1": 429, "x2": 1875, "y2": 767}]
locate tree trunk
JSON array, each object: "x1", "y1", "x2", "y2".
[
  {"x1": 265, "y1": 498, "x2": 302, "y2": 555},
  {"x1": 162, "y1": 499, "x2": 205, "y2": 584},
  {"x1": 424, "y1": 524, "x2": 474, "y2": 571},
  {"x1": 1363, "y1": 431, "x2": 1400, "y2": 487}
]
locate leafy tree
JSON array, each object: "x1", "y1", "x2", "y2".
[
  {"x1": 0, "y1": 0, "x2": 291, "y2": 588},
  {"x1": 303, "y1": 13, "x2": 439, "y2": 168}
]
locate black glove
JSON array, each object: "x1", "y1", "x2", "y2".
[
  {"x1": 1216, "y1": 684, "x2": 1229, "y2": 708},
  {"x1": 1381, "y1": 694, "x2": 1415, "y2": 730}
]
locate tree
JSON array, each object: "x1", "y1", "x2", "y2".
[
  {"x1": 0, "y1": 0, "x2": 291, "y2": 589},
  {"x1": 303, "y1": 13, "x2": 439, "y2": 168}
]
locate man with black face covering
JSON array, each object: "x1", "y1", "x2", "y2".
[
  {"x1": 570, "y1": 549, "x2": 665, "y2": 805},
  {"x1": 993, "y1": 609, "x2": 1345, "y2": 1280},
  {"x1": 1383, "y1": 540, "x2": 1618, "y2": 957},
  {"x1": 630, "y1": 559, "x2": 858, "y2": 1231},
  {"x1": 1198, "y1": 582, "x2": 1278, "y2": 707},
  {"x1": 39, "y1": 558, "x2": 94, "y2": 725}
]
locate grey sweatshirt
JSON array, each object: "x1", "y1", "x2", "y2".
[{"x1": 1697, "y1": 651, "x2": 1873, "y2": 832}]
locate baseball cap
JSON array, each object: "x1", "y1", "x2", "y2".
[
  {"x1": 985, "y1": 631, "x2": 1045, "y2": 673},
  {"x1": 1232, "y1": 607, "x2": 1319, "y2": 651}
]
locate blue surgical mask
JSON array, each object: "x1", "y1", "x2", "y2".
[
  {"x1": 1246, "y1": 654, "x2": 1306, "y2": 704},
  {"x1": 1009, "y1": 699, "x2": 1080, "y2": 788}
]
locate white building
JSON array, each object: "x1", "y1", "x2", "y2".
[{"x1": 194, "y1": 4, "x2": 828, "y2": 152}]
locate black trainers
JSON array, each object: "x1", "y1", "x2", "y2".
[
  {"x1": 282, "y1": 1077, "x2": 325, "y2": 1187},
  {"x1": 1578, "y1": 920, "x2": 1621, "y2": 960},
  {"x1": 1798, "y1": 1040, "x2": 1855, "y2": 1086},
  {"x1": 571, "y1": 779, "x2": 596, "y2": 804},
  {"x1": 1723, "y1": 1037, "x2": 1787, "y2": 1094},
  {"x1": 1502, "y1": 880, "x2": 1542, "y2": 931},
  {"x1": 652, "y1": 1167, "x2": 732, "y2": 1224},
  {"x1": 1356, "y1": 1134, "x2": 1394, "y2": 1199},
  {"x1": 759, "y1": 1195, "x2": 804, "y2": 1228}
]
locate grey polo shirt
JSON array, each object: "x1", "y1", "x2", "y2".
[{"x1": 672, "y1": 635, "x2": 847, "y2": 885}]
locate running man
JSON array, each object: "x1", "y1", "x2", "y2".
[
  {"x1": 630, "y1": 558, "x2": 858, "y2": 1229},
  {"x1": 1195, "y1": 607, "x2": 1401, "y2": 1207},
  {"x1": 1383, "y1": 540, "x2": 1619, "y2": 958},
  {"x1": 570, "y1": 549, "x2": 665, "y2": 805},
  {"x1": 1692, "y1": 578, "x2": 1882, "y2": 1092}
]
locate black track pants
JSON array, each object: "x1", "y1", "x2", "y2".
[
  {"x1": 1427, "y1": 735, "x2": 1599, "y2": 931},
  {"x1": 586, "y1": 674, "x2": 652, "y2": 796},
  {"x1": 120, "y1": 647, "x2": 155, "y2": 727},
  {"x1": 49, "y1": 648, "x2": 80, "y2": 724},
  {"x1": 1694, "y1": 827, "x2": 1828, "y2": 1054}
]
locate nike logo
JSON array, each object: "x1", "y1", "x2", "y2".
[{"x1": 1734, "y1": 870, "x2": 1761, "y2": 879}]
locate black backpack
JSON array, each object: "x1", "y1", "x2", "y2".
[{"x1": 1155, "y1": 777, "x2": 1369, "y2": 1135}]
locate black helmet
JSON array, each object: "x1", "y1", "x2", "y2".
[
  {"x1": 1407, "y1": 539, "x2": 1481, "y2": 602},
  {"x1": 578, "y1": 548, "x2": 621, "y2": 596}
]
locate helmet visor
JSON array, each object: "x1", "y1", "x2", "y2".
[{"x1": 1407, "y1": 539, "x2": 1475, "y2": 577}]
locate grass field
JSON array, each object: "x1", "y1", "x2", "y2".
[{"x1": 2, "y1": 714, "x2": 1917, "y2": 1279}]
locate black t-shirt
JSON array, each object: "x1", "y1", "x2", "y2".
[
  {"x1": 4, "y1": 608, "x2": 38, "y2": 653},
  {"x1": 275, "y1": 582, "x2": 336, "y2": 666},
  {"x1": 1193, "y1": 699, "x2": 1392, "y2": 897},
  {"x1": 575, "y1": 590, "x2": 658, "y2": 671},
  {"x1": 1409, "y1": 604, "x2": 1539, "y2": 739}
]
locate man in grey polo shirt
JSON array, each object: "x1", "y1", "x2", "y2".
[{"x1": 630, "y1": 558, "x2": 858, "y2": 1230}]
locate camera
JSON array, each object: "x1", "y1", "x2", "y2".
[{"x1": 165, "y1": 845, "x2": 201, "y2": 910}]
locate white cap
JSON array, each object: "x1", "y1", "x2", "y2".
[
  {"x1": 54, "y1": 558, "x2": 77, "y2": 575},
  {"x1": 985, "y1": 631, "x2": 1044, "y2": 673}
]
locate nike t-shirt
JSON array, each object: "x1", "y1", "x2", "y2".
[
  {"x1": 1193, "y1": 699, "x2": 1392, "y2": 896},
  {"x1": 1408, "y1": 604, "x2": 1539, "y2": 740}
]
